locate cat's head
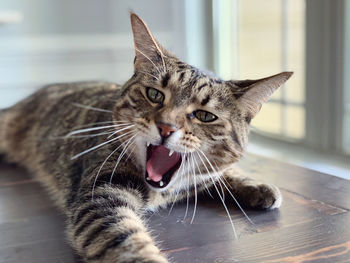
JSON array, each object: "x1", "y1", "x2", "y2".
[{"x1": 113, "y1": 13, "x2": 292, "y2": 192}]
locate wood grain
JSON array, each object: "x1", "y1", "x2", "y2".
[{"x1": 1, "y1": 154, "x2": 349, "y2": 263}]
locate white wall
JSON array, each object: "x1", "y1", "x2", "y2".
[{"x1": 0, "y1": 0, "x2": 187, "y2": 108}]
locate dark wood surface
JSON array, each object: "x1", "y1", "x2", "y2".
[{"x1": 1, "y1": 154, "x2": 350, "y2": 263}]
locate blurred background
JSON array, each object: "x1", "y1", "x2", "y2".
[{"x1": 0, "y1": 0, "x2": 349, "y2": 178}]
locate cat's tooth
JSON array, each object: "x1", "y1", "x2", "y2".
[
  {"x1": 169, "y1": 150, "x2": 174, "y2": 156},
  {"x1": 159, "y1": 181, "x2": 164, "y2": 187},
  {"x1": 147, "y1": 142, "x2": 150, "y2": 147},
  {"x1": 146, "y1": 176, "x2": 151, "y2": 181}
]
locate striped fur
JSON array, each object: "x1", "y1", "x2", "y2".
[{"x1": 0, "y1": 13, "x2": 291, "y2": 262}]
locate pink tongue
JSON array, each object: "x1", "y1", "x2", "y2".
[{"x1": 146, "y1": 145, "x2": 180, "y2": 182}]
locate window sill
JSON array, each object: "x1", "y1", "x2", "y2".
[{"x1": 247, "y1": 133, "x2": 350, "y2": 180}]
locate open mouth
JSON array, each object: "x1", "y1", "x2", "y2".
[{"x1": 145, "y1": 144, "x2": 182, "y2": 189}]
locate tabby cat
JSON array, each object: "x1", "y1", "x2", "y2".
[{"x1": 0, "y1": 13, "x2": 292, "y2": 263}]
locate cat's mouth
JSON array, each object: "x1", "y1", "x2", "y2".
[{"x1": 145, "y1": 144, "x2": 182, "y2": 189}]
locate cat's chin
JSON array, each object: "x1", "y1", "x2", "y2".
[{"x1": 144, "y1": 144, "x2": 182, "y2": 191}]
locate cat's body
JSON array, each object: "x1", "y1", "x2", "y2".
[{"x1": 0, "y1": 14, "x2": 291, "y2": 263}]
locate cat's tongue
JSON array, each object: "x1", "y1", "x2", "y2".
[{"x1": 146, "y1": 145, "x2": 180, "y2": 182}]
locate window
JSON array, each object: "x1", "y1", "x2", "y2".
[
  {"x1": 212, "y1": 0, "x2": 349, "y2": 156},
  {"x1": 214, "y1": 0, "x2": 305, "y2": 140}
]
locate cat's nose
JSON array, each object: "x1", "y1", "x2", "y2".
[{"x1": 157, "y1": 123, "x2": 177, "y2": 138}]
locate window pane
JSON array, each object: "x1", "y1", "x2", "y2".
[
  {"x1": 286, "y1": 0, "x2": 305, "y2": 103},
  {"x1": 251, "y1": 102, "x2": 282, "y2": 135},
  {"x1": 285, "y1": 105, "x2": 305, "y2": 139},
  {"x1": 238, "y1": 0, "x2": 305, "y2": 139},
  {"x1": 238, "y1": 0, "x2": 282, "y2": 79}
]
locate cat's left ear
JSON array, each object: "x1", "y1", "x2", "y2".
[
  {"x1": 230, "y1": 72, "x2": 293, "y2": 119},
  {"x1": 130, "y1": 13, "x2": 168, "y2": 71}
]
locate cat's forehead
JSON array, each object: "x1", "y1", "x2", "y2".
[{"x1": 162, "y1": 63, "x2": 235, "y2": 109}]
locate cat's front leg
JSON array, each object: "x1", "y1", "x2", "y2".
[
  {"x1": 67, "y1": 185, "x2": 168, "y2": 263},
  {"x1": 222, "y1": 168, "x2": 282, "y2": 210}
]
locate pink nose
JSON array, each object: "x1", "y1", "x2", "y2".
[{"x1": 157, "y1": 123, "x2": 177, "y2": 138}]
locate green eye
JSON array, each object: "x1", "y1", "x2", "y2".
[
  {"x1": 146, "y1": 87, "x2": 164, "y2": 104},
  {"x1": 194, "y1": 110, "x2": 218, "y2": 122}
]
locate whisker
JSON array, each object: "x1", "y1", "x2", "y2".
[
  {"x1": 67, "y1": 123, "x2": 130, "y2": 137},
  {"x1": 168, "y1": 153, "x2": 186, "y2": 215},
  {"x1": 71, "y1": 129, "x2": 135, "y2": 160},
  {"x1": 135, "y1": 47, "x2": 163, "y2": 75},
  {"x1": 72, "y1": 120, "x2": 130, "y2": 130},
  {"x1": 136, "y1": 70, "x2": 160, "y2": 80},
  {"x1": 190, "y1": 153, "x2": 198, "y2": 224},
  {"x1": 192, "y1": 153, "x2": 214, "y2": 198},
  {"x1": 107, "y1": 125, "x2": 135, "y2": 139},
  {"x1": 124, "y1": 143, "x2": 137, "y2": 162},
  {"x1": 183, "y1": 149, "x2": 190, "y2": 221},
  {"x1": 72, "y1": 102, "x2": 113, "y2": 113},
  {"x1": 196, "y1": 148, "x2": 254, "y2": 225},
  {"x1": 65, "y1": 129, "x2": 116, "y2": 139},
  {"x1": 91, "y1": 134, "x2": 133, "y2": 200},
  {"x1": 109, "y1": 133, "x2": 139, "y2": 184},
  {"x1": 194, "y1": 150, "x2": 237, "y2": 238}
]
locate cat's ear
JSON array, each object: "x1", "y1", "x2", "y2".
[
  {"x1": 231, "y1": 72, "x2": 293, "y2": 118},
  {"x1": 130, "y1": 13, "x2": 167, "y2": 71}
]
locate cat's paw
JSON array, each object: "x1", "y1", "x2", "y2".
[{"x1": 238, "y1": 183, "x2": 282, "y2": 210}]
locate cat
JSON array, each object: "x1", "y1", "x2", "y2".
[{"x1": 0, "y1": 13, "x2": 292, "y2": 263}]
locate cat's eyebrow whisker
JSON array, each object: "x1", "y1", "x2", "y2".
[
  {"x1": 107, "y1": 125, "x2": 135, "y2": 139},
  {"x1": 72, "y1": 103, "x2": 113, "y2": 113},
  {"x1": 196, "y1": 148, "x2": 254, "y2": 226},
  {"x1": 71, "y1": 129, "x2": 136, "y2": 160},
  {"x1": 109, "y1": 133, "x2": 139, "y2": 184},
  {"x1": 194, "y1": 149, "x2": 238, "y2": 239},
  {"x1": 135, "y1": 47, "x2": 163, "y2": 75},
  {"x1": 67, "y1": 123, "x2": 131, "y2": 137},
  {"x1": 136, "y1": 70, "x2": 160, "y2": 80},
  {"x1": 189, "y1": 153, "x2": 198, "y2": 224},
  {"x1": 91, "y1": 133, "x2": 134, "y2": 200}
]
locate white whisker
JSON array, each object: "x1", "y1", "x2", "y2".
[
  {"x1": 67, "y1": 123, "x2": 130, "y2": 137},
  {"x1": 109, "y1": 133, "x2": 139, "y2": 184},
  {"x1": 107, "y1": 125, "x2": 135, "y2": 139},
  {"x1": 72, "y1": 120, "x2": 130, "y2": 130},
  {"x1": 137, "y1": 70, "x2": 160, "y2": 80},
  {"x1": 194, "y1": 150, "x2": 237, "y2": 238},
  {"x1": 71, "y1": 129, "x2": 135, "y2": 160},
  {"x1": 91, "y1": 135, "x2": 133, "y2": 200},
  {"x1": 168, "y1": 153, "x2": 186, "y2": 215},
  {"x1": 135, "y1": 47, "x2": 163, "y2": 75},
  {"x1": 72, "y1": 102, "x2": 113, "y2": 113},
  {"x1": 192, "y1": 153, "x2": 214, "y2": 198},
  {"x1": 183, "y1": 149, "x2": 190, "y2": 221},
  {"x1": 190, "y1": 153, "x2": 198, "y2": 224},
  {"x1": 196, "y1": 148, "x2": 254, "y2": 225}
]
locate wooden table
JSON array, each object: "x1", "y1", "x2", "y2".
[{"x1": 1, "y1": 154, "x2": 350, "y2": 263}]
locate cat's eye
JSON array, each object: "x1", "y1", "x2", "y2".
[
  {"x1": 194, "y1": 110, "x2": 218, "y2": 122},
  {"x1": 146, "y1": 87, "x2": 164, "y2": 104}
]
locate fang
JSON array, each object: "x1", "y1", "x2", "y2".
[
  {"x1": 147, "y1": 142, "x2": 150, "y2": 147},
  {"x1": 159, "y1": 181, "x2": 164, "y2": 187},
  {"x1": 169, "y1": 150, "x2": 174, "y2": 156},
  {"x1": 146, "y1": 177, "x2": 151, "y2": 181}
]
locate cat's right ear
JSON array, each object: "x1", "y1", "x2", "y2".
[
  {"x1": 231, "y1": 72, "x2": 293, "y2": 119},
  {"x1": 130, "y1": 13, "x2": 166, "y2": 72}
]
